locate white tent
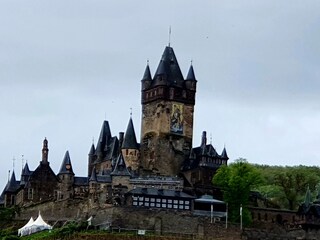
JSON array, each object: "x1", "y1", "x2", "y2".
[
  {"x1": 18, "y1": 212, "x2": 52, "y2": 236},
  {"x1": 18, "y1": 217, "x2": 34, "y2": 236}
]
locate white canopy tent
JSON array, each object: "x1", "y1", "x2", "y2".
[{"x1": 18, "y1": 212, "x2": 52, "y2": 236}]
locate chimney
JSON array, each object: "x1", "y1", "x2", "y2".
[{"x1": 201, "y1": 131, "x2": 207, "y2": 146}]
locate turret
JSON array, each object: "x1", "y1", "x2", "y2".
[
  {"x1": 122, "y1": 117, "x2": 140, "y2": 172},
  {"x1": 141, "y1": 64, "x2": 152, "y2": 91},
  {"x1": 42, "y1": 138, "x2": 49, "y2": 164},
  {"x1": 88, "y1": 143, "x2": 95, "y2": 177},
  {"x1": 95, "y1": 121, "x2": 111, "y2": 161},
  {"x1": 185, "y1": 64, "x2": 197, "y2": 91},
  {"x1": 58, "y1": 151, "x2": 74, "y2": 199}
]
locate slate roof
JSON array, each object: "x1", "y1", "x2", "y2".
[
  {"x1": 181, "y1": 131, "x2": 228, "y2": 171},
  {"x1": 152, "y1": 46, "x2": 185, "y2": 88},
  {"x1": 88, "y1": 144, "x2": 95, "y2": 155},
  {"x1": 74, "y1": 177, "x2": 89, "y2": 186},
  {"x1": 186, "y1": 64, "x2": 196, "y2": 81},
  {"x1": 129, "y1": 187, "x2": 195, "y2": 199},
  {"x1": 89, "y1": 167, "x2": 97, "y2": 182},
  {"x1": 5, "y1": 171, "x2": 20, "y2": 193},
  {"x1": 95, "y1": 121, "x2": 112, "y2": 156},
  {"x1": 58, "y1": 151, "x2": 74, "y2": 175},
  {"x1": 122, "y1": 118, "x2": 139, "y2": 149},
  {"x1": 142, "y1": 64, "x2": 152, "y2": 82},
  {"x1": 111, "y1": 153, "x2": 131, "y2": 176}
]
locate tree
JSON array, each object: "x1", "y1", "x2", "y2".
[
  {"x1": 213, "y1": 158, "x2": 262, "y2": 226},
  {"x1": 274, "y1": 167, "x2": 319, "y2": 210}
]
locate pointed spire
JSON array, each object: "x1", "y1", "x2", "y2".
[
  {"x1": 20, "y1": 162, "x2": 31, "y2": 185},
  {"x1": 111, "y1": 153, "x2": 131, "y2": 176},
  {"x1": 221, "y1": 147, "x2": 229, "y2": 160},
  {"x1": 95, "y1": 121, "x2": 111, "y2": 156},
  {"x1": 89, "y1": 166, "x2": 97, "y2": 182},
  {"x1": 6, "y1": 171, "x2": 19, "y2": 192},
  {"x1": 58, "y1": 151, "x2": 74, "y2": 175},
  {"x1": 153, "y1": 46, "x2": 184, "y2": 87},
  {"x1": 142, "y1": 64, "x2": 152, "y2": 81},
  {"x1": 122, "y1": 117, "x2": 139, "y2": 149},
  {"x1": 88, "y1": 144, "x2": 95, "y2": 155},
  {"x1": 186, "y1": 64, "x2": 196, "y2": 81}
]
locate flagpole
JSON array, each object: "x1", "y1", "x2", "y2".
[
  {"x1": 226, "y1": 203, "x2": 228, "y2": 229},
  {"x1": 240, "y1": 204, "x2": 243, "y2": 230}
]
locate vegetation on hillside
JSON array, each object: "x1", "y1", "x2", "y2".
[{"x1": 213, "y1": 159, "x2": 320, "y2": 226}]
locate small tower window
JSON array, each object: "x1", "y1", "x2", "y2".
[{"x1": 28, "y1": 188, "x2": 33, "y2": 200}]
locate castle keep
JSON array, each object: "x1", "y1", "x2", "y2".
[{"x1": 0, "y1": 46, "x2": 229, "y2": 212}]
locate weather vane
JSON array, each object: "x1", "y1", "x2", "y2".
[{"x1": 168, "y1": 26, "x2": 172, "y2": 47}]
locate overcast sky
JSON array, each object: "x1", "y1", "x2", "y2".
[{"x1": 1, "y1": 0, "x2": 320, "y2": 191}]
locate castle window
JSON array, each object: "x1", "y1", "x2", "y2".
[
  {"x1": 150, "y1": 203, "x2": 155, "y2": 207},
  {"x1": 28, "y1": 188, "x2": 33, "y2": 200},
  {"x1": 11, "y1": 195, "x2": 15, "y2": 205},
  {"x1": 126, "y1": 149, "x2": 129, "y2": 155}
]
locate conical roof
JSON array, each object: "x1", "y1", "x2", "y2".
[
  {"x1": 6, "y1": 171, "x2": 19, "y2": 192},
  {"x1": 89, "y1": 166, "x2": 97, "y2": 182},
  {"x1": 88, "y1": 144, "x2": 95, "y2": 155},
  {"x1": 122, "y1": 118, "x2": 139, "y2": 149},
  {"x1": 142, "y1": 64, "x2": 152, "y2": 81},
  {"x1": 221, "y1": 147, "x2": 229, "y2": 160},
  {"x1": 95, "y1": 121, "x2": 111, "y2": 155},
  {"x1": 153, "y1": 46, "x2": 184, "y2": 87},
  {"x1": 186, "y1": 64, "x2": 196, "y2": 81},
  {"x1": 111, "y1": 153, "x2": 131, "y2": 176},
  {"x1": 22, "y1": 162, "x2": 31, "y2": 176},
  {"x1": 58, "y1": 151, "x2": 74, "y2": 175}
]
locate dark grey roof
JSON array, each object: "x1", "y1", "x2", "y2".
[
  {"x1": 182, "y1": 145, "x2": 225, "y2": 171},
  {"x1": 88, "y1": 144, "x2": 95, "y2": 155},
  {"x1": 221, "y1": 147, "x2": 229, "y2": 160},
  {"x1": 22, "y1": 162, "x2": 31, "y2": 176},
  {"x1": 74, "y1": 177, "x2": 89, "y2": 186},
  {"x1": 152, "y1": 46, "x2": 184, "y2": 88},
  {"x1": 96, "y1": 174, "x2": 112, "y2": 183},
  {"x1": 129, "y1": 187, "x2": 195, "y2": 199},
  {"x1": 0, "y1": 189, "x2": 4, "y2": 205},
  {"x1": 186, "y1": 64, "x2": 196, "y2": 81},
  {"x1": 89, "y1": 166, "x2": 97, "y2": 182},
  {"x1": 95, "y1": 121, "x2": 112, "y2": 155},
  {"x1": 122, "y1": 118, "x2": 139, "y2": 149},
  {"x1": 58, "y1": 151, "x2": 74, "y2": 175},
  {"x1": 5, "y1": 171, "x2": 20, "y2": 192},
  {"x1": 111, "y1": 153, "x2": 131, "y2": 176},
  {"x1": 142, "y1": 64, "x2": 152, "y2": 81}
]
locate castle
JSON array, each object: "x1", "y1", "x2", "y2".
[{"x1": 0, "y1": 45, "x2": 229, "y2": 211}]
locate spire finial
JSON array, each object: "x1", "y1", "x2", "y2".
[
  {"x1": 21, "y1": 155, "x2": 24, "y2": 171},
  {"x1": 92, "y1": 137, "x2": 94, "y2": 144},
  {"x1": 147, "y1": 59, "x2": 149, "y2": 66},
  {"x1": 130, "y1": 107, "x2": 133, "y2": 117},
  {"x1": 12, "y1": 156, "x2": 15, "y2": 171},
  {"x1": 168, "y1": 26, "x2": 171, "y2": 47},
  {"x1": 209, "y1": 133, "x2": 213, "y2": 144},
  {"x1": 191, "y1": 59, "x2": 193, "y2": 66},
  {"x1": 8, "y1": 170, "x2": 10, "y2": 182}
]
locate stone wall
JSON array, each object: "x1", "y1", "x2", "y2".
[{"x1": 15, "y1": 200, "x2": 241, "y2": 239}]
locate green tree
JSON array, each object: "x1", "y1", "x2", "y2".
[
  {"x1": 274, "y1": 167, "x2": 319, "y2": 210},
  {"x1": 212, "y1": 158, "x2": 262, "y2": 226}
]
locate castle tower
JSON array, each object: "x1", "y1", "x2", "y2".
[
  {"x1": 58, "y1": 151, "x2": 75, "y2": 200},
  {"x1": 121, "y1": 117, "x2": 140, "y2": 172},
  {"x1": 140, "y1": 46, "x2": 197, "y2": 176}
]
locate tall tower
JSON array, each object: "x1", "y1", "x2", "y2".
[{"x1": 140, "y1": 46, "x2": 197, "y2": 176}]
